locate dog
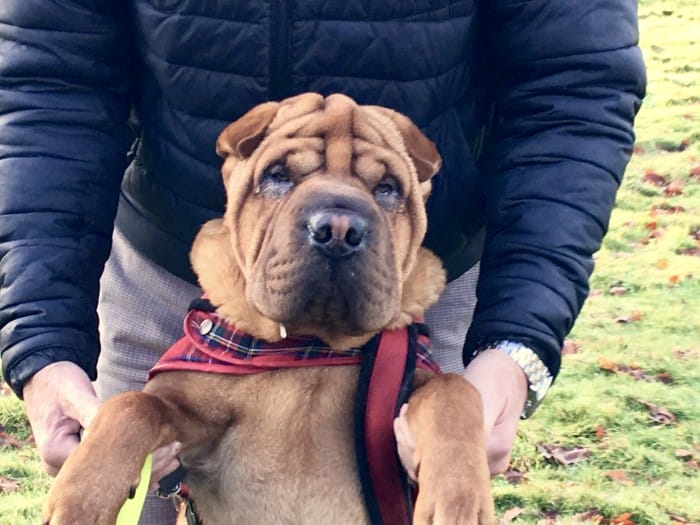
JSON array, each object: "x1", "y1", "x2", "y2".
[{"x1": 43, "y1": 93, "x2": 495, "y2": 525}]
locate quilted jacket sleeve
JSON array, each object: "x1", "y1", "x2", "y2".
[
  {"x1": 464, "y1": 0, "x2": 646, "y2": 377},
  {"x1": 0, "y1": 1, "x2": 134, "y2": 396}
]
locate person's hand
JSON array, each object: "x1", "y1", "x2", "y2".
[
  {"x1": 462, "y1": 349, "x2": 527, "y2": 474},
  {"x1": 23, "y1": 361, "x2": 102, "y2": 476},
  {"x1": 394, "y1": 348, "x2": 527, "y2": 477},
  {"x1": 23, "y1": 361, "x2": 182, "y2": 485}
]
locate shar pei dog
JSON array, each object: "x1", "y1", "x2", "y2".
[{"x1": 44, "y1": 93, "x2": 495, "y2": 525}]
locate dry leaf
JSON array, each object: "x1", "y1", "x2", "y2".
[
  {"x1": 608, "y1": 286, "x2": 627, "y2": 296},
  {"x1": 656, "y1": 259, "x2": 669, "y2": 269},
  {"x1": 651, "y1": 203, "x2": 685, "y2": 214},
  {"x1": 656, "y1": 371, "x2": 674, "y2": 383},
  {"x1": 598, "y1": 356, "x2": 618, "y2": 372},
  {"x1": 536, "y1": 443, "x2": 591, "y2": 466},
  {"x1": 0, "y1": 476, "x2": 20, "y2": 494},
  {"x1": 690, "y1": 163, "x2": 700, "y2": 180},
  {"x1": 664, "y1": 179, "x2": 684, "y2": 196},
  {"x1": 642, "y1": 401, "x2": 676, "y2": 425},
  {"x1": 0, "y1": 382, "x2": 12, "y2": 397},
  {"x1": 611, "y1": 512, "x2": 636, "y2": 525},
  {"x1": 642, "y1": 170, "x2": 669, "y2": 186},
  {"x1": 594, "y1": 425, "x2": 607, "y2": 440},
  {"x1": 668, "y1": 514, "x2": 700, "y2": 525},
  {"x1": 672, "y1": 349, "x2": 699, "y2": 359},
  {"x1": 668, "y1": 275, "x2": 680, "y2": 285},
  {"x1": 616, "y1": 311, "x2": 643, "y2": 323},
  {"x1": 502, "y1": 506, "x2": 525, "y2": 523},
  {"x1": 562, "y1": 340, "x2": 581, "y2": 356},
  {"x1": 674, "y1": 449, "x2": 694, "y2": 459},
  {"x1": 503, "y1": 468, "x2": 527, "y2": 485},
  {"x1": 684, "y1": 459, "x2": 699, "y2": 470},
  {"x1": 605, "y1": 470, "x2": 634, "y2": 485},
  {"x1": 0, "y1": 431, "x2": 24, "y2": 448},
  {"x1": 572, "y1": 510, "x2": 605, "y2": 523}
]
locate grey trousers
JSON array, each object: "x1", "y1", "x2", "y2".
[{"x1": 96, "y1": 228, "x2": 478, "y2": 525}]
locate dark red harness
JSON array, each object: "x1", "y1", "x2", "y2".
[{"x1": 149, "y1": 300, "x2": 440, "y2": 525}]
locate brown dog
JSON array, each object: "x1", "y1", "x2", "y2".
[{"x1": 43, "y1": 93, "x2": 495, "y2": 525}]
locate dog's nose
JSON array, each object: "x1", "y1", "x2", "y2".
[{"x1": 307, "y1": 209, "x2": 369, "y2": 257}]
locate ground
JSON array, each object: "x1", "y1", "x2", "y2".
[{"x1": 1, "y1": 1, "x2": 699, "y2": 523}]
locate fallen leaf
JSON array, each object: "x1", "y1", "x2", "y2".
[
  {"x1": 668, "y1": 514, "x2": 700, "y2": 525},
  {"x1": 0, "y1": 382, "x2": 12, "y2": 397},
  {"x1": 642, "y1": 401, "x2": 676, "y2": 425},
  {"x1": 684, "y1": 459, "x2": 699, "y2": 470},
  {"x1": 656, "y1": 259, "x2": 669, "y2": 269},
  {"x1": 664, "y1": 180, "x2": 684, "y2": 196},
  {"x1": 536, "y1": 443, "x2": 591, "y2": 466},
  {"x1": 641, "y1": 170, "x2": 669, "y2": 186},
  {"x1": 668, "y1": 275, "x2": 680, "y2": 285},
  {"x1": 644, "y1": 221, "x2": 657, "y2": 230},
  {"x1": 672, "y1": 349, "x2": 699, "y2": 359},
  {"x1": 562, "y1": 340, "x2": 581, "y2": 356},
  {"x1": 605, "y1": 470, "x2": 634, "y2": 485},
  {"x1": 0, "y1": 431, "x2": 24, "y2": 448},
  {"x1": 572, "y1": 510, "x2": 605, "y2": 523},
  {"x1": 503, "y1": 468, "x2": 527, "y2": 485},
  {"x1": 691, "y1": 227, "x2": 700, "y2": 242},
  {"x1": 656, "y1": 139, "x2": 690, "y2": 152},
  {"x1": 502, "y1": 506, "x2": 525, "y2": 522},
  {"x1": 615, "y1": 311, "x2": 643, "y2": 323},
  {"x1": 675, "y1": 449, "x2": 694, "y2": 459},
  {"x1": 594, "y1": 425, "x2": 607, "y2": 440},
  {"x1": 611, "y1": 512, "x2": 636, "y2": 525},
  {"x1": 598, "y1": 356, "x2": 618, "y2": 372},
  {"x1": 656, "y1": 371, "x2": 674, "y2": 383},
  {"x1": 608, "y1": 286, "x2": 628, "y2": 296},
  {"x1": 0, "y1": 476, "x2": 20, "y2": 494},
  {"x1": 690, "y1": 164, "x2": 700, "y2": 180},
  {"x1": 651, "y1": 203, "x2": 685, "y2": 214}
]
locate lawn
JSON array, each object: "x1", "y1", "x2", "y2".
[{"x1": 1, "y1": 1, "x2": 699, "y2": 524}]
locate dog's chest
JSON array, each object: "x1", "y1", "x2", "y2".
[{"x1": 182, "y1": 366, "x2": 370, "y2": 525}]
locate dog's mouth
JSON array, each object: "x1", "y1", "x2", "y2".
[
  {"x1": 256, "y1": 242, "x2": 398, "y2": 335},
  {"x1": 245, "y1": 197, "x2": 401, "y2": 338}
]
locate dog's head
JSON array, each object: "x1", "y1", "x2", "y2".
[{"x1": 192, "y1": 93, "x2": 445, "y2": 348}]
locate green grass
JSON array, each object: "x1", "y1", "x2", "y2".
[{"x1": 1, "y1": 1, "x2": 699, "y2": 523}]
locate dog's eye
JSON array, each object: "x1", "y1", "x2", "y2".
[
  {"x1": 259, "y1": 164, "x2": 293, "y2": 198},
  {"x1": 373, "y1": 176, "x2": 402, "y2": 208}
]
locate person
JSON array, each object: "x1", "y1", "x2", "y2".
[{"x1": 0, "y1": 1, "x2": 645, "y2": 523}]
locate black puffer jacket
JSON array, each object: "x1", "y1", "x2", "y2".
[{"x1": 0, "y1": 0, "x2": 645, "y2": 397}]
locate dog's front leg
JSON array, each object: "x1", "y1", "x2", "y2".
[
  {"x1": 404, "y1": 373, "x2": 496, "y2": 525},
  {"x1": 42, "y1": 391, "x2": 183, "y2": 525}
]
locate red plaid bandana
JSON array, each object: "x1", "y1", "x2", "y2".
[{"x1": 149, "y1": 307, "x2": 440, "y2": 379}]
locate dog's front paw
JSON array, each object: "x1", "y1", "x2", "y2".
[
  {"x1": 43, "y1": 461, "x2": 139, "y2": 525},
  {"x1": 413, "y1": 458, "x2": 496, "y2": 525}
]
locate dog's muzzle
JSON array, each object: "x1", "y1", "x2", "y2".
[{"x1": 306, "y1": 208, "x2": 369, "y2": 258}]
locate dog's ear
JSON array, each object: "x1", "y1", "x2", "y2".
[
  {"x1": 372, "y1": 108, "x2": 442, "y2": 182},
  {"x1": 216, "y1": 102, "x2": 280, "y2": 159}
]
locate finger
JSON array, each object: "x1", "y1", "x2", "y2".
[
  {"x1": 486, "y1": 428, "x2": 515, "y2": 475},
  {"x1": 149, "y1": 441, "x2": 182, "y2": 488},
  {"x1": 41, "y1": 430, "x2": 81, "y2": 477},
  {"x1": 393, "y1": 404, "x2": 418, "y2": 481}
]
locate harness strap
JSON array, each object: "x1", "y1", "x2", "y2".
[{"x1": 354, "y1": 327, "x2": 417, "y2": 525}]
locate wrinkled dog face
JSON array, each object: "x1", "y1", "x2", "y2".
[{"x1": 215, "y1": 93, "x2": 441, "y2": 338}]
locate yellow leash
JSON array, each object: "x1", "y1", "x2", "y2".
[{"x1": 115, "y1": 453, "x2": 153, "y2": 525}]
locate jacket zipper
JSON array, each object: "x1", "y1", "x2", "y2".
[{"x1": 269, "y1": 0, "x2": 292, "y2": 100}]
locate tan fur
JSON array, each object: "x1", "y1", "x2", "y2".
[{"x1": 44, "y1": 93, "x2": 495, "y2": 525}]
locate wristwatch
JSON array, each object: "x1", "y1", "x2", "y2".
[{"x1": 483, "y1": 340, "x2": 553, "y2": 419}]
